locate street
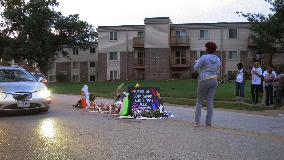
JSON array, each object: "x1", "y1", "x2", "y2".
[{"x1": 0, "y1": 94, "x2": 284, "y2": 160}]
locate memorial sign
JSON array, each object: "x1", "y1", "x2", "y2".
[{"x1": 128, "y1": 87, "x2": 160, "y2": 113}]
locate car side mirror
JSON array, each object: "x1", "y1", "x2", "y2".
[{"x1": 38, "y1": 77, "x2": 43, "y2": 82}]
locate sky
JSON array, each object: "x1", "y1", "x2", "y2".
[{"x1": 56, "y1": 0, "x2": 273, "y2": 27}]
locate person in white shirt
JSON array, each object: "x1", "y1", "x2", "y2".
[
  {"x1": 235, "y1": 63, "x2": 245, "y2": 102},
  {"x1": 251, "y1": 62, "x2": 263, "y2": 104}
]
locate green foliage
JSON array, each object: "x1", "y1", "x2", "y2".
[
  {"x1": 239, "y1": 0, "x2": 284, "y2": 56},
  {"x1": 0, "y1": 0, "x2": 97, "y2": 74},
  {"x1": 141, "y1": 110, "x2": 164, "y2": 118},
  {"x1": 56, "y1": 73, "x2": 68, "y2": 82},
  {"x1": 191, "y1": 71, "x2": 199, "y2": 79}
]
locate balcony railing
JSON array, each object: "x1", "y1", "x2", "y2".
[
  {"x1": 133, "y1": 37, "x2": 144, "y2": 48},
  {"x1": 132, "y1": 64, "x2": 145, "y2": 69},
  {"x1": 170, "y1": 36, "x2": 190, "y2": 47},
  {"x1": 170, "y1": 64, "x2": 190, "y2": 68}
]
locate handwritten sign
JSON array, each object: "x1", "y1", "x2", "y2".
[{"x1": 128, "y1": 87, "x2": 160, "y2": 113}]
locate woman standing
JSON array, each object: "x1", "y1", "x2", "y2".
[
  {"x1": 263, "y1": 67, "x2": 275, "y2": 106},
  {"x1": 235, "y1": 63, "x2": 245, "y2": 102},
  {"x1": 194, "y1": 42, "x2": 221, "y2": 127},
  {"x1": 251, "y1": 62, "x2": 263, "y2": 104}
]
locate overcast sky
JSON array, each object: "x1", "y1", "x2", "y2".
[{"x1": 56, "y1": 0, "x2": 272, "y2": 27}]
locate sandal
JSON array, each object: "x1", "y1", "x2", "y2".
[{"x1": 193, "y1": 123, "x2": 200, "y2": 127}]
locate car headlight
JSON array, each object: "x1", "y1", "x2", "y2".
[
  {"x1": 38, "y1": 90, "x2": 51, "y2": 99},
  {"x1": 0, "y1": 92, "x2": 7, "y2": 101}
]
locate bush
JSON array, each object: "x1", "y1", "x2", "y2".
[
  {"x1": 191, "y1": 71, "x2": 199, "y2": 79},
  {"x1": 56, "y1": 73, "x2": 68, "y2": 82}
]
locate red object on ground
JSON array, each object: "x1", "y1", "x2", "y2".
[{"x1": 81, "y1": 98, "x2": 87, "y2": 108}]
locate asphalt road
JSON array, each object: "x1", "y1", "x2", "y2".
[{"x1": 0, "y1": 94, "x2": 284, "y2": 160}]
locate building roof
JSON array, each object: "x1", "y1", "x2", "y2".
[{"x1": 97, "y1": 17, "x2": 252, "y2": 31}]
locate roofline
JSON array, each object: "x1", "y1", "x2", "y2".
[
  {"x1": 176, "y1": 22, "x2": 251, "y2": 25},
  {"x1": 98, "y1": 22, "x2": 251, "y2": 28},
  {"x1": 98, "y1": 25, "x2": 144, "y2": 28}
]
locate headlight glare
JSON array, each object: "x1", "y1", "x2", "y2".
[
  {"x1": 0, "y1": 92, "x2": 7, "y2": 101},
  {"x1": 38, "y1": 90, "x2": 51, "y2": 99}
]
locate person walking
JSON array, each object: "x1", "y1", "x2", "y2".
[
  {"x1": 263, "y1": 67, "x2": 276, "y2": 106},
  {"x1": 193, "y1": 41, "x2": 221, "y2": 127},
  {"x1": 235, "y1": 63, "x2": 245, "y2": 102},
  {"x1": 251, "y1": 62, "x2": 262, "y2": 104}
]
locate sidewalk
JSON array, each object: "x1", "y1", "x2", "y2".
[{"x1": 165, "y1": 104, "x2": 284, "y2": 136}]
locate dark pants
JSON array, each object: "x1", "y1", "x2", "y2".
[
  {"x1": 276, "y1": 86, "x2": 284, "y2": 105},
  {"x1": 265, "y1": 85, "x2": 273, "y2": 106},
  {"x1": 251, "y1": 84, "x2": 261, "y2": 103},
  {"x1": 236, "y1": 82, "x2": 244, "y2": 97}
]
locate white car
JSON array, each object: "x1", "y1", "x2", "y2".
[{"x1": 0, "y1": 66, "x2": 51, "y2": 115}]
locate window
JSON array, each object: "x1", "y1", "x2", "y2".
[
  {"x1": 175, "y1": 51, "x2": 186, "y2": 64},
  {"x1": 109, "y1": 31, "x2": 118, "y2": 40},
  {"x1": 228, "y1": 28, "x2": 238, "y2": 39},
  {"x1": 228, "y1": 51, "x2": 237, "y2": 60},
  {"x1": 138, "y1": 31, "x2": 144, "y2": 38},
  {"x1": 176, "y1": 30, "x2": 187, "y2": 37},
  {"x1": 109, "y1": 52, "x2": 118, "y2": 60},
  {"x1": 72, "y1": 74, "x2": 79, "y2": 82},
  {"x1": 138, "y1": 51, "x2": 144, "y2": 64},
  {"x1": 110, "y1": 70, "x2": 118, "y2": 80},
  {"x1": 73, "y1": 48, "x2": 79, "y2": 55},
  {"x1": 199, "y1": 51, "x2": 206, "y2": 58},
  {"x1": 89, "y1": 75, "x2": 96, "y2": 82},
  {"x1": 90, "y1": 47, "x2": 96, "y2": 53},
  {"x1": 199, "y1": 30, "x2": 209, "y2": 39},
  {"x1": 72, "y1": 62, "x2": 80, "y2": 69},
  {"x1": 89, "y1": 62, "x2": 96, "y2": 67}
]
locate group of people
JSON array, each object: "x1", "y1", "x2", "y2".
[
  {"x1": 235, "y1": 61, "x2": 284, "y2": 107},
  {"x1": 193, "y1": 41, "x2": 284, "y2": 127}
]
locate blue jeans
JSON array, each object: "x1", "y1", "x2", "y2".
[{"x1": 236, "y1": 82, "x2": 244, "y2": 98}]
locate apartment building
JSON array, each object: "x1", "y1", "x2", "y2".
[
  {"x1": 97, "y1": 17, "x2": 260, "y2": 81},
  {"x1": 47, "y1": 44, "x2": 98, "y2": 82}
]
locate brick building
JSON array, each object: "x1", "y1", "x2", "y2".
[
  {"x1": 47, "y1": 44, "x2": 98, "y2": 82},
  {"x1": 97, "y1": 17, "x2": 260, "y2": 81}
]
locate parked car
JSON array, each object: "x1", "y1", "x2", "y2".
[{"x1": 0, "y1": 66, "x2": 51, "y2": 115}]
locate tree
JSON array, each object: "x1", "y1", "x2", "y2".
[
  {"x1": 239, "y1": 0, "x2": 284, "y2": 63},
  {"x1": 0, "y1": 0, "x2": 97, "y2": 74}
]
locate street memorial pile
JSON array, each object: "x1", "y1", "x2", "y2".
[{"x1": 73, "y1": 83, "x2": 174, "y2": 119}]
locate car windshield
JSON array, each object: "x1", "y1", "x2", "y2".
[
  {"x1": 33, "y1": 73, "x2": 46, "y2": 79},
  {"x1": 0, "y1": 69, "x2": 37, "y2": 82}
]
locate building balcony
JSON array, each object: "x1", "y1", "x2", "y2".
[
  {"x1": 248, "y1": 36, "x2": 256, "y2": 47},
  {"x1": 170, "y1": 36, "x2": 190, "y2": 47},
  {"x1": 170, "y1": 64, "x2": 190, "y2": 68},
  {"x1": 133, "y1": 37, "x2": 144, "y2": 48},
  {"x1": 132, "y1": 64, "x2": 145, "y2": 69}
]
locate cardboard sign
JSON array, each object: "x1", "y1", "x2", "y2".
[{"x1": 128, "y1": 87, "x2": 160, "y2": 112}]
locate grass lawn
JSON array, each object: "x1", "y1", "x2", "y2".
[{"x1": 48, "y1": 80, "x2": 273, "y2": 111}]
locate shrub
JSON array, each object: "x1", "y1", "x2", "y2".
[
  {"x1": 56, "y1": 73, "x2": 68, "y2": 82},
  {"x1": 191, "y1": 71, "x2": 199, "y2": 79}
]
